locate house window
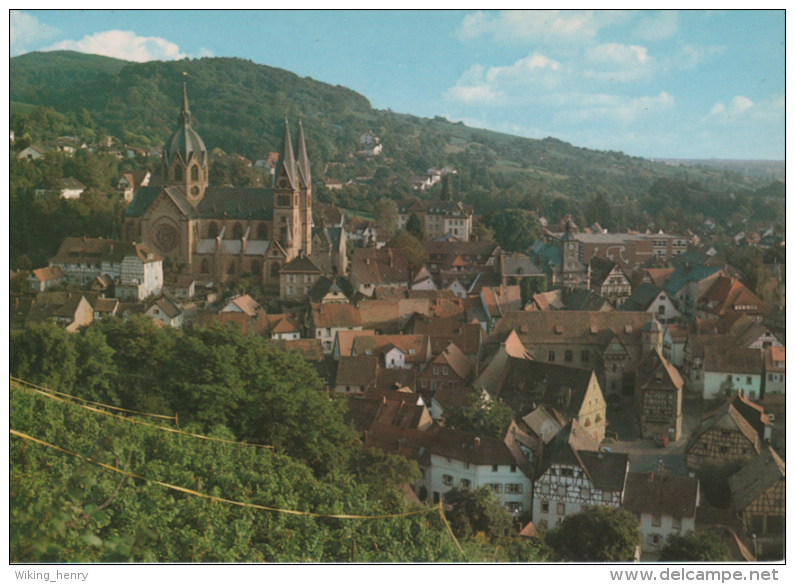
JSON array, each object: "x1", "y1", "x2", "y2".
[
  {"x1": 649, "y1": 534, "x2": 662, "y2": 548},
  {"x1": 541, "y1": 501, "x2": 549, "y2": 513},
  {"x1": 442, "y1": 475, "x2": 453, "y2": 486},
  {"x1": 433, "y1": 366, "x2": 439, "y2": 375},
  {"x1": 506, "y1": 502, "x2": 523, "y2": 513},
  {"x1": 505, "y1": 484, "x2": 523, "y2": 494},
  {"x1": 489, "y1": 483, "x2": 502, "y2": 493},
  {"x1": 548, "y1": 351, "x2": 555, "y2": 362},
  {"x1": 565, "y1": 350, "x2": 573, "y2": 362},
  {"x1": 557, "y1": 502, "x2": 566, "y2": 515},
  {"x1": 672, "y1": 517, "x2": 681, "y2": 530},
  {"x1": 443, "y1": 367, "x2": 449, "y2": 376},
  {"x1": 460, "y1": 478, "x2": 471, "y2": 489},
  {"x1": 652, "y1": 514, "x2": 661, "y2": 527},
  {"x1": 746, "y1": 376, "x2": 752, "y2": 385},
  {"x1": 492, "y1": 464, "x2": 499, "y2": 472},
  {"x1": 581, "y1": 350, "x2": 589, "y2": 363},
  {"x1": 421, "y1": 380, "x2": 427, "y2": 389},
  {"x1": 510, "y1": 465, "x2": 517, "y2": 473}
]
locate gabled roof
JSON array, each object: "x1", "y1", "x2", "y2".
[
  {"x1": 481, "y1": 285, "x2": 522, "y2": 317},
  {"x1": 311, "y1": 302, "x2": 362, "y2": 329},
  {"x1": 700, "y1": 276, "x2": 769, "y2": 317},
  {"x1": 487, "y1": 310, "x2": 652, "y2": 350},
  {"x1": 589, "y1": 256, "x2": 627, "y2": 287},
  {"x1": 350, "y1": 247, "x2": 410, "y2": 286},
  {"x1": 222, "y1": 294, "x2": 262, "y2": 317},
  {"x1": 280, "y1": 253, "x2": 323, "y2": 274},
  {"x1": 30, "y1": 266, "x2": 65, "y2": 282},
  {"x1": 664, "y1": 262, "x2": 723, "y2": 295},
  {"x1": 424, "y1": 426, "x2": 518, "y2": 467},
  {"x1": 635, "y1": 348, "x2": 683, "y2": 392},
  {"x1": 335, "y1": 355, "x2": 378, "y2": 388},
  {"x1": 728, "y1": 446, "x2": 785, "y2": 512},
  {"x1": 126, "y1": 185, "x2": 274, "y2": 220},
  {"x1": 623, "y1": 472, "x2": 699, "y2": 518},
  {"x1": 620, "y1": 283, "x2": 667, "y2": 312},
  {"x1": 430, "y1": 342, "x2": 472, "y2": 380},
  {"x1": 51, "y1": 237, "x2": 162, "y2": 265},
  {"x1": 308, "y1": 276, "x2": 354, "y2": 303},
  {"x1": 494, "y1": 357, "x2": 598, "y2": 419},
  {"x1": 352, "y1": 334, "x2": 429, "y2": 363},
  {"x1": 687, "y1": 394, "x2": 765, "y2": 455},
  {"x1": 703, "y1": 346, "x2": 763, "y2": 375}
]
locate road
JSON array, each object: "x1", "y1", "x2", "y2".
[{"x1": 603, "y1": 396, "x2": 703, "y2": 476}]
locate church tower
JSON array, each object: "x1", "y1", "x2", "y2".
[
  {"x1": 273, "y1": 120, "x2": 303, "y2": 261},
  {"x1": 162, "y1": 81, "x2": 208, "y2": 205},
  {"x1": 560, "y1": 218, "x2": 588, "y2": 288},
  {"x1": 295, "y1": 120, "x2": 313, "y2": 255}
]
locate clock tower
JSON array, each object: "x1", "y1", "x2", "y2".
[{"x1": 560, "y1": 219, "x2": 589, "y2": 288}]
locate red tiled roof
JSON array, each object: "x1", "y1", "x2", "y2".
[{"x1": 311, "y1": 302, "x2": 362, "y2": 329}]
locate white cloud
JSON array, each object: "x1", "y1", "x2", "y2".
[
  {"x1": 563, "y1": 91, "x2": 675, "y2": 123},
  {"x1": 445, "y1": 84, "x2": 501, "y2": 104},
  {"x1": 446, "y1": 52, "x2": 561, "y2": 105},
  {"x1": 457, "y1": 10, "x2": 627, "y2": 45},
  {"x1": 199, "y1": 47, "x2": 215, "y2": 58},
  {"x1": 42, "y1": 30, "x2": 186, "y2": 62},
  {"x1": 583, "y1": 43, "x2": 654, "y2": 82},
  {"x1": 633, "y1": 11, "x2": 679, "y2": 41},
  {"x1": 10, "y1": 10, "x2": 58, "y2": 55},
  {"x1": 710, "y1": 95, "x2": 754, "y2": 117}
]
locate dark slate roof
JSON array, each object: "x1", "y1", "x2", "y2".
[
  {"x1": 126, "y1": 185, "x2": 274, "y2": 220},
  {"x1": 728, "y1": 446, "x2": 785, "y2": 512},
  {"x1": 664, "y1": 262, "x2": 722, "y2": 295},
  {"x1": 589, "y1": 256, "x2": 621, "y2": 286},
  {"x1": 579, "y1": 450, "x2": 630, "y2": 492},
  {"x1": 623, "y1": 472, "x2": 700, "y2": 518},
  {"x1": 280, "y1": 253, "x2": 322, "y2": 274},
  {"x1": 495, "y1": 357, "x2": 597, "y2": 419},
  {"x1": 621, "y1": 283, "x2": 665, "y2": 312}
]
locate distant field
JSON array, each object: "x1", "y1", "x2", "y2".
[{"x1": 650, "y1": 158, "x2": 784, "y2": 182}]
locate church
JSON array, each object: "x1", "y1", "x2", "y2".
[{"x1": 123, "y1": 83, "x2": 313, "y2": 290}]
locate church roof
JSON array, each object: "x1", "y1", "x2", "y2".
[{"x1": 126, "y1": 185, "x2": 274, "y2": 220}]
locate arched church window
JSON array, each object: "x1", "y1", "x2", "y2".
[
  {"x1": 173, "y1": 164, "x2": 183, "y2": 182},
  {"x1": 191, "y1": 165, "x2": 199, "y2": 181},
  {"x1": 233, "y1": 223, "x2": 243, "y2": 239},
  {"x1": 251, "y1": 261, "x2": 261, "y2": 276},
  {"x1": 208, "y1": 222, "x2": 218, "y2": 238},
  {"x1": 257, "y1": 224, "x2": 268, "y2": 240}
]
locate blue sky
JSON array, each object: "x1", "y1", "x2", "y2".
[{"x1": 10, "y1": 9, "x2": 786, "y2": 160}]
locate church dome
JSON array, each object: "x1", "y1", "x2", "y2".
[{"x1": 163, "y1": 83, "x2": 206, "y2": 168}]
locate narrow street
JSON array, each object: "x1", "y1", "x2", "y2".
[{"x1": 603, "y1": 396, "x2": 704, "y2": 477}]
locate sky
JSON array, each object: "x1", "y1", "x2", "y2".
[{"x1": 9, "y1": 9, "x2": 786, "y2": 160}]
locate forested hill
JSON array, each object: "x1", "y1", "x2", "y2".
[{"x1": 10, "y1": 51, "x2": 778, "y2": 202}]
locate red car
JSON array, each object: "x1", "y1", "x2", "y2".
[{"x1": 655, "y1": 436, "x2": 670, "y2": 447}]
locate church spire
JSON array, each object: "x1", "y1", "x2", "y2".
[
  {"x1": 278, "y1": 118, "x2": 297, "y2": 188},
  {"x1": 179, "y1": 80, "x2": 191, "y2": 123},
  {"x1": 296, "y1": 120, "x2": 312, "y2": 187}
]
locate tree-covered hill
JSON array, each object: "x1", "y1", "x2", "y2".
[{"x1": 11, "y1": 50, "x2": 776, "y2": 205}]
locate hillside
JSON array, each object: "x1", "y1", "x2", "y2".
[{"x1": 10, "y1": 51, "x2": 779, "y2": 208}]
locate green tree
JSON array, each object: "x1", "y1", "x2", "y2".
[
  {"x1": 445, "y1": 392, "x2": 514, "y2": 439},
  {"x1": 10, "y1": 321, "x2": 79, "y2": 392},
  {"x1": 444, "y1": 487, "x2": 513, "y2": 542},
  {"x1": 374, "y1": 198, "x2": 398, "y2": 238},
  {"x1": 520, "y1": 276, "x2": 547, "y2": 305},
  {"x1": 405, "y1": 212, "x2": 424, "y2": 240},
  {"x1": 489, "y1": 209, "x2": 541, "y2": 253},
  {"x1": 545, "y1": 506, "x2": 641, "y2": 562},
  {"x1": 659, "y1": 530, "x2": 731, "y2": 562},
  {"x1": 386, "y1": 229, "x2": 428, "y2": 272}
]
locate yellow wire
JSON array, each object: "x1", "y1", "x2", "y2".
[
  {"x1": 10, "y1": 376, "x2": 177, "y2": 421},
  {"x1": 11, "y1": 429, "x2": 438, "y2": 521},
  {"x1": 11, "y1": 382, "x2": 274, "y2": 450}
]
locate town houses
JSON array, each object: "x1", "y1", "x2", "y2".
[{"x1": 11, "y1": 81, "x2": 785, "y2": 563}]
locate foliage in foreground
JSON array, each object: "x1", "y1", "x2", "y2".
[
  {"x1": 545, "y1": 506, "x2": 641, "y2": 562},
  {"x1": 10, "y1": 386, "x2": 462, "y2": 563},
  {"x1": 659, "y1": 530, "x2": 732, "y2": 562}
]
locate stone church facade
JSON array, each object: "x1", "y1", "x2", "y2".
[{"x1": 123, "y1": 83, "x2": 313, "y2": 289}]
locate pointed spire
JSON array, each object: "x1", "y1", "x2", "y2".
[
  {"x1": 279, "y1": 118, "x2": 297, "y2": 187},
  {"x1": 296, "y1": 120, "x2": 312, "y2": 187},
  {"x1": 179, "y1": 75, "x2": 192, "y2": 125}
]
